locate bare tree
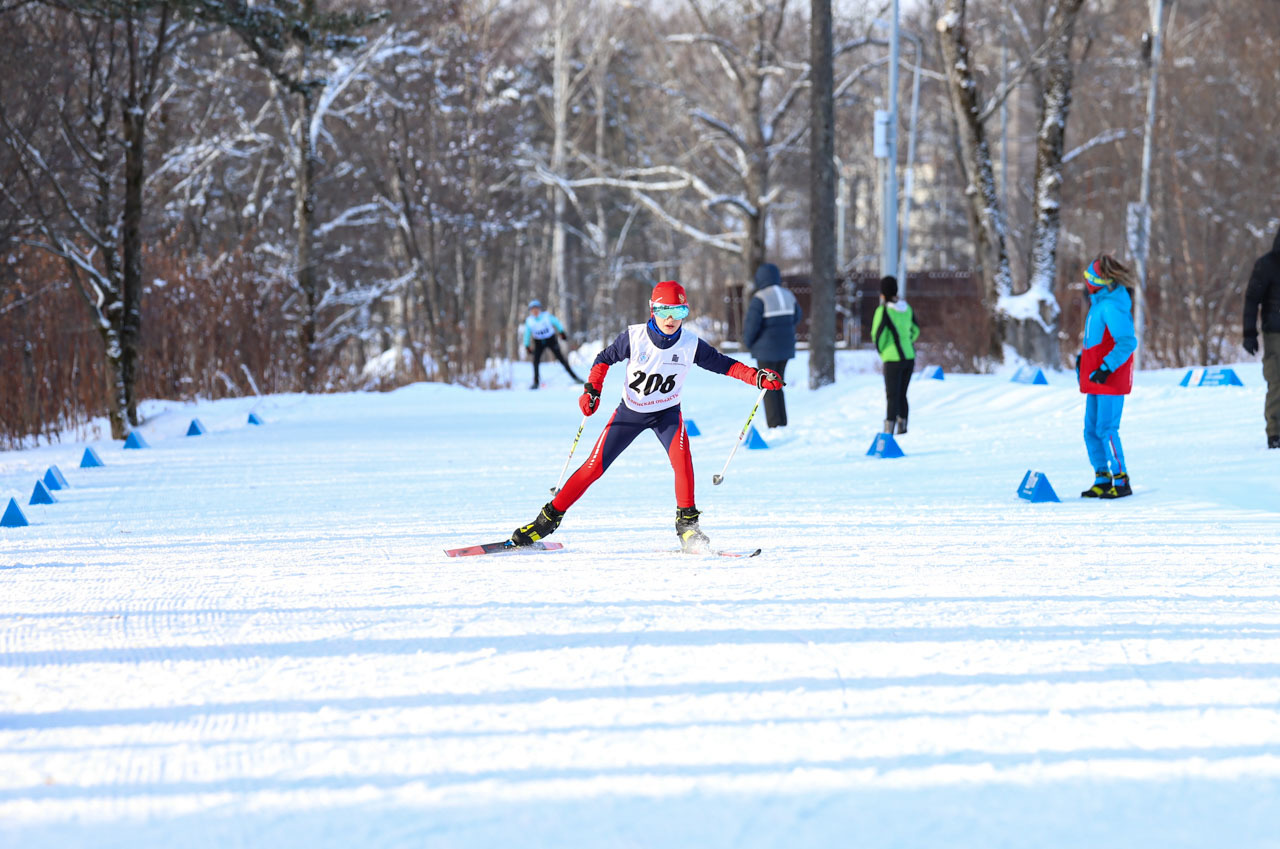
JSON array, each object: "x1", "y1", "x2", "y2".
[
  {"x1": 0, "y1": 2, "x2": 185, "y2": 436},
  {"x1": 936, "y1": 0, "x2": 1085, "y2": 365},
  {"x1": 175, "y1": 0, "x2": 386, "y2": 391}
]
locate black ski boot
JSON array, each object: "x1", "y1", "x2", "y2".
[
  {"x1": 895, "y1": 416, "x2": 908, "y2": 435},
  {"x1": 1269, "y1": 435, "x2": 1280, "y2": 450},
  {"x1": 1081, "y1": 469, "x2": 1111, "y2": 498},
  {"x1": 676, "y1": 506, "x2": 711, "y2": 553},
  {"x1": 882, "y1": 419, "x2": 894, "y2": 434},
  {"x1": 1101, "y1": 472, "x2": 1132, "y2": 499},
  {"x1": 511, "y1": 501, "x2": 564, "y2": 546}
]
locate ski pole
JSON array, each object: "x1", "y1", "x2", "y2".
[
  {"x1": 712, "y1": 386, "x2": 768, "y2": 485},
  {"x1": 551, "y1": 414, "x2": 589, "y2": 494}
]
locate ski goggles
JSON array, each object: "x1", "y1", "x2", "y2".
[
  {"x1": 1083, "y1": 262, "x2": 1111, "y2": 292},
  {"x1": 652, "y1": 303, "x2": 690, "y2": 320}
]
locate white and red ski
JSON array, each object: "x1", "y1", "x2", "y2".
[{"x1": 445, "y1": 540, "x2": 565, "y2": 557}]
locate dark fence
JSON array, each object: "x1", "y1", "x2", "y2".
[{"x1": 725, "y1": 270, "x2": 987, "y2": 369}]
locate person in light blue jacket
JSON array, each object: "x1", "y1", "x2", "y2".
[
  {"x1": 522, "y1": 299, "x2": 580, "y2": 389},
  {"x1": 1077, "y1": 254, "x2": 1137, "y2": 499}
]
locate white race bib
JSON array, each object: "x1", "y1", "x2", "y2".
[
  {"x1": 526, "y1": 313, "x2": 556, "y2": 340},
  {"x1": 622, "y1": 324, "x2": 698, "y2": 412}
]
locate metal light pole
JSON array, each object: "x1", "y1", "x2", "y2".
[
  {"x1": 1133, "y1": 0, "x2": 1166, "y2": 371},
  {"x1": 878, "y1": 0, "x2": 900, "y2": 284},
  {"x1": 896, "y1": 29, "x2": 923, "y2": 296}
]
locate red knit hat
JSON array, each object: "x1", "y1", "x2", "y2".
[{"x1": 650, "y1": 280, "x2": 687, "y2": 307}]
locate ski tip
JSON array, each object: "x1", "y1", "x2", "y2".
[{"x1": 712, "y1": 475, "x2": 723, "y2": 485}]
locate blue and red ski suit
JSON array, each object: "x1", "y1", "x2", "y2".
[
  {"x1": 551, "y1": 319, "x2": 751, "y2": 512},
  {"x1": 1079, "y1": 285, "x2": 1137, "y2": 476}
]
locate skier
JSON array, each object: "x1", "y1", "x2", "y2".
[
  {"x1": 871, "y1": 275, "x2": 920, "y2": 434},
  {"x1": 522, "y1": 299, "x2": 581, "y2": 389},
  {"x1": 1077, "y1": 254, "x2": 1137, "y2": 498},
  {"x1": 510, "y1": 280, "x2": 783, "y2": 553}
]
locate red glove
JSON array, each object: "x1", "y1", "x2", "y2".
[
  {"x1": 579, "y1": 362, "x2": 609, "y2": 416},
  {"x1": 579, "y1": 383, "x2": 600, "y2": 415},
  {"x1": 728, "y1": 362, "x2": 785, "y2": 390}
]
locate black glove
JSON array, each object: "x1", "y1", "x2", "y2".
[
  {"x1": 526, "y1": 345, "x2": 533, "y2": 355},
  {"x1": 1244, "y1": 335, "x2": 1258, "y2": 356},
  {"x1": 1075, "y1": 354, "x2": 1081, "y2": 379},
  {"x1": 559, "y1": 332, "x2": 568, "y2": 341},
  {"x1": 1088, "y1": 365, "x2": 1113, "y2": 385}
]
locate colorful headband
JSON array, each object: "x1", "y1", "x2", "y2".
[{"x1": 1083, "y1": 262, "x2": 1112, "y2": 290}]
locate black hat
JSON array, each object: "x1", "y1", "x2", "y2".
[{"x1": 880, "y1": 276, "x2": 898, "y2": 298}]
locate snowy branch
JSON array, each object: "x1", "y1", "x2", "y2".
[{"x1": 1062, "y1": 128, "x2": 1132, "y2": 164}]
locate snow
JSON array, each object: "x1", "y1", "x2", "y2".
[{"x1": 3, "y1": 352, "x2": 1280, "y2": 848}]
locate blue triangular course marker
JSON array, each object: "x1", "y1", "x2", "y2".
[
  {"x1": 745, "y1": 425, "x2": 769, "y2": 449},
  {"x1": 43, "y1": 466, "x2": 70, "y2": 491},
  {"x1": 247, "y1": 412, "x2": 264, "y2": 426},
  {"x1": 30, "y1": 480, "x2": 57, "y2": 505},
  {"x1": 684, "y1": 418, "x2": 701, "y2": 437},
  {"x1": 1017, "y1": 470, "x2": 1060, "y2": 503},
  {"x1": 866, "y1": 432, "x2": 905, "y2": 458},
  {"x1": 187, "y1": 419, "x2": 207, "y2": 436},
  {"x1": 1011, "y1": 366, "x2": 1049, "y2": 385},
  {"x1": 921, "y1": 364, "x2": 944, "y2": 380},
  {"x1": 123, "y1": 431, "x2": 149, "y2": 449},
  {"x1": 80, "y1": 447, "x2": 104, "y2": 468},
  {"x1": 2, "y1": 497, "x2": 29, "y2": 528},
  {"x1": 1180, "y1": 367, "x2": 1243, "y2": 387}
]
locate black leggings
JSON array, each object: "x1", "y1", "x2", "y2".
[
  {"x1": 883, "y1": 359, "x2": 914, "y2": 421},
  {"x1": 531, "y1": 337, "x2": 580, "y2": 385}
]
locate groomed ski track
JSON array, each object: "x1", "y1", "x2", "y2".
[{"x1": 2, "y1": 351, "x2": 1279, "y2": 848}]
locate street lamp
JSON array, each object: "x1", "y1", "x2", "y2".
[
  {"x1": 873, "y1": 9, "x2": 923, "y2": 297},
  {"x1": 872, "y1": 0, "x2": 900, "y2": 286}
]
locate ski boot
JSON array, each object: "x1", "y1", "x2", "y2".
[
  {"x1": 895, "y1": 416, "x2": 908, "y2": 435},
  {"x1": 1269, "y1": 435, "x2": 1280, "y2": 450},
  {"x1": 1101, "y1": 472, "x2": 1132, "y2": 499},
  {"x1": 882, "y1": 419, "x2": 895, "y2": 434},
  {"x1": 1081, "y1": 469, "x2": 1111, "y2": 498},
  {"x1": 511, "y1": 501, "x2": 564, "y2": 546},
  {"x1": 676, "y1": 506, "x2": 711, "y2": 554}
]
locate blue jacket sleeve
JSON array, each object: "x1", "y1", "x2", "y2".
[
  {"x1": 1101, "y1": 303, "x2": 1137, "y2": 370},
  {"x1": 794, "y1": 299, "x2": 803, "y2": 328},
  {"x1": 550, "y1": 314, "x2": 565, "y2": 334},
  {"x1": 743, "y1": 296, "x2": 763, "y2": 348},
  {"x1": 694, "y1": 338, "x2": 738, "y2": 375},
  {"x1": 521, "y1": 318, "x2": 531, "y2": 348},
  {"x1": 594, "y1": 331, "x2": 630, "y2": 366}
]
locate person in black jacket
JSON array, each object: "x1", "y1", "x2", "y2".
[
  {"x1": 742, "y1": 263, "x2": 802, "y2": 428},
  {"x1": 1244, "y1": 226, "x2": 1280, "y2": 449}
]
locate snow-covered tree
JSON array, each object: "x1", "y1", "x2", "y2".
[{"x1": 936, "y1": 0, "x2": 1085, "y2": 365}]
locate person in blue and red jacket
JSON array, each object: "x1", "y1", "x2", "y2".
[
  {"x1": 1077, "y1": 254, "x2": 1137, "y2": 499},
  {"x1": 510, "y1": 280, "x2": 783, "y2": 552}
]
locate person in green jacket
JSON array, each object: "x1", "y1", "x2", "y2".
[{"x1": 871, "y1": 275, "x2": 920, "y2": 434}]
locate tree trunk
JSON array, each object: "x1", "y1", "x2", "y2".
[
  {"x1": 295, "y1": 88, "x2": 319, "y2": 391},
  {"x1": 937, "y1": 0, "x2": 1010, "y2": 363},
  {"x1": 1017, "y1": 0, "x2": 1085, "y2": 367},
  {"x1": 121, "y1": 103, "x2": 146, "y2": 425},
  {"x1": 808, "y1": 0, "x2": 836, "y2": 388}
]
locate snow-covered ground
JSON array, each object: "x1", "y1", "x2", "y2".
[{"x1": 2, "y1": 352, "x2": 1279, "y2": 848}]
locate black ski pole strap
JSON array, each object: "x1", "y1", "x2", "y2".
[{"x1": 880, "y1": 306, "x2": 908, "y2": 361}]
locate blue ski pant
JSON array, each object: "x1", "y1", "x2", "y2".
[{"x1": 1083, "y1": 393, "x2": 1126, "y2": 476}]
